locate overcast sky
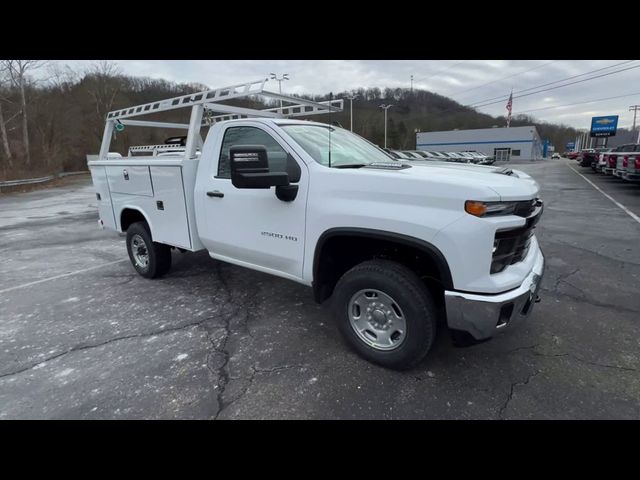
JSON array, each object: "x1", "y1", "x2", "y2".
[{"x1": 53, "y1": 60, "x2": 640, "y2": 129}]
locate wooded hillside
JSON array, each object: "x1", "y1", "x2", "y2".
[{"x1": 0, "y1": 61, "x2": 583, "y2": 180}]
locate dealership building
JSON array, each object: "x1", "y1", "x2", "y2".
[{"x1": 416, "y1": 126, "x2": 544, "y2": 161}]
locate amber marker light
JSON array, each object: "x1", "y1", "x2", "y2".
[{"x1": 465, "y1": 200, "x2": 487, "y2": 217}]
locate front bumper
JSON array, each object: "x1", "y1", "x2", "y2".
[
  {"x1": 444, "y1": 246, "x2": 545, "y2": 340},
  {"x1": 622, "y1": 171, "x2": 640, "y2": 181}
]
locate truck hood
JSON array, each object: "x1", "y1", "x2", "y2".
[
  {"x1": 364, "y1": 162, "x2": 540, "y2": 201},
  {"x1": 407, "y1": 160, "x2": 528, "y2": 175}
]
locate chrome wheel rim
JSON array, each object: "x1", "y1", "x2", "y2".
[
  {"x1": 131, "y1": 234, "x2": 149, "y2": 269},
  {"x1": 347, "y1": 289, "x2": 407, "y2": 351}
]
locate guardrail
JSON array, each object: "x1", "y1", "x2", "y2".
[{"x1": 0, "y1": 171, "x2": 89, "y2": 192}]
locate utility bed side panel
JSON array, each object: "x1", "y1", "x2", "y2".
[
  {"x1": 89, "y1": 156, "x2": 203, "y2": 252},
  {"x1": 149, "y1": 166, "x2": 191, "y2": 248},
  {"x1": 89, "y1": 165, "x2": 117, "y2": 230},
  {"x1": 180, "y1": 159, "x2": 205, "y2": 251}
]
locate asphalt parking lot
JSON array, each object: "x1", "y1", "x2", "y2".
[{"x1": 1, "y1": 159, "x2": 639, "y2": 419}]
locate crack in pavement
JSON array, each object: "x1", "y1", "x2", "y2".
[
  {"x1": 544, "y1": 238, "x2": 640, "y2": 267},
  {"x1": 216, "y1": 363, "x2": 310, "y2": 419},
  {"x1": 553, "y1": 267, "x2": 580, "y2": 291},
  {"x1": 539, "y1": 286, "x2": 640, "y2": 315},
  {"x1": 498, "y1": 370, "x2": 541, "y2": 419},
  {"x1": 507, "y1": 344, "x2": 539, "y2": 354},
  {"x1": 535, "y1": 352, "x2": 639, "y2": 373},
  {"x1": 0, "y1": 257, "x2": 263, "y2": 420},
  {"x1": 208, "y1": 260, "x2": 316, "y2": 417},
  {"x1": 413, "y1": 372, "x2": 437, "y2": 382},
  {"x1": 209, "y1": 261, "x2": 263, "y2": 421},
  {"x1": 507, "y1": 344, "x2": 638, "y2": 373},
  {"x1": 0, "y1": 316, "x2": 225, "y2": 380},
  {"x1": 495, "y1": 343, "x2": 638, "y2": 418}
]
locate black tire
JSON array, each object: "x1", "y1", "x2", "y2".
[
  {"x1": 125, "y1": 221, "x2": 172, "y2": 279},
  {"x1": 332, "y1": 259, "x2": 438, "y2": 370}
]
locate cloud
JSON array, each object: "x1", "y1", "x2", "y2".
[{"x1": 52, "y1": 59, "x2": 640, "y2": 129}]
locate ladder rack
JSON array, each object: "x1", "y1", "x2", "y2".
[
  {"x1": 106, "y1": 78, "x2": 342, "y2": 121},
  {"x1": 202, "y1": 99, "x2": 344, "y2": 125},
  {"x1": 99, "y1": 78, "x2": 344, "y2": 160}
]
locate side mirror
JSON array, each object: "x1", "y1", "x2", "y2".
[{"x1": 230, "y1": 145, "x2": 290, "y2": 189}]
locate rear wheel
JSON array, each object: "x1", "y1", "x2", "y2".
[
  {"x1": 333, "y1": 259, "x2": 438, "y2": 370},
  {"x1": 126, "y1": 221, "x2": 172, "y2": 278}
]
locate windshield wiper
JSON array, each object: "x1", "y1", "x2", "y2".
[{"x1": 333, "y1": 163, "x2": 368, "y2": 169}]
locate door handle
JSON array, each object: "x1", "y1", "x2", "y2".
[{"x1": 207, "y1": 190, "x2": 224, "y2": 198}]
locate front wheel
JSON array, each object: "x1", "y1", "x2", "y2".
[
  {"x1": 332, "y1": 259, "x2": 438, "y2": 370},
  {"x1": 126, "y1": 221, "x2": 172, "y2": 278}
]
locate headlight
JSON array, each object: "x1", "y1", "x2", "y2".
[{"x1": 465, "y1": 200, "x2": 518, "y2": 217}]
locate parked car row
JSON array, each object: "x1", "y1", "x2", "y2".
[
  {"x1": 385, "y1": 149, "x2": 495, "y2": 165},
  {"x1": 577, "y1": 148, "x2": 607, "y2": 168},
  {"x1": 574, "y1": 143, "x2": 640, "y2": 182}
]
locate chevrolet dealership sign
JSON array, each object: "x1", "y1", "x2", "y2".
[{"x1": 590, "y1": 115, "x2": 619, "y2": 137}]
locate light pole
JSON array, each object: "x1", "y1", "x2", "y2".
[
  {"x1": 269, "y1": 72, "x2": 289, "y2": 110},
  {"x1": 630, "y1": 105, "x2": 640, "y2": 132},
  {"x1": 379, "y1": 104, "x2": 393, "y2": 149},
  {"x1": 345, "y1": 93, "x2": 358, "y2": 131}
]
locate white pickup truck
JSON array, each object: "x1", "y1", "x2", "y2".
[{"x1": 88, "y1": 79, "x2": 545, "y2": 369}]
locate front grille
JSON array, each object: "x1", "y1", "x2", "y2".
[
  {"x1": 504, "y1": 228, "x2": 534, "y2": 264},
  {"x1": 491, "y1": 202, "x2": 543, "y2": 274}
]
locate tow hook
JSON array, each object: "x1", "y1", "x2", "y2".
[{"x1": 535, "y1": 295, "x2": 541, "y2": 303}]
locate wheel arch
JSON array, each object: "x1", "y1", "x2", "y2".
[
  {"x1": 312, "y1": 227, "x2": 454, "y2": 303},
  {"x1": 119, "y1": 207, "x2": 153, "y2": 234}
]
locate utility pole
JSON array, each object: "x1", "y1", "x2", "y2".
[
  {"x1": 345, "y1": 93, "x2": 358, "y2": 132},
  {"x1": 269, "y1": 72, "x2": 289, "y2": 110},
  {"x1": 410, "y1": 75, "x2": 414, "y2": 93},
  {"x1": 379, "y1": 104, "x2": 393, "y2": 149},
  {"x1": 630, "y1": 105, "x2": 640, "y2": 133}
]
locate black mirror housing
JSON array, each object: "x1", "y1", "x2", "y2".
[{"x1": 230, "y1": 145, "x2": 290, "y2": 189}]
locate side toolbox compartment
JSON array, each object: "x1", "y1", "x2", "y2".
[
  {"x1": 148, "y1": 166, "x2": 192, "y2": 249},
  {"x1": 89, "y1": 165, "x2": 117, "y2": 230},
  {"x1": 106, "y1": 165, "x2": 154, "y2": 196}
]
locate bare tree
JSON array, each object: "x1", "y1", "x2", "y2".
[
  {"x1": 85, "y1": 61, "x2": 122, "y2": 141},
  {"x1": 1, "y1": 60, "x2": 48, "y2": 166},
  {"x1": 46, "y1": 63, "x2": 78, "y2": 90},
  {"x1": 0, "y1": 94, "x2": 15, "y2": 163},
  {"x1": 0, "y1": 67, "x2": 17, "y2": 163}
]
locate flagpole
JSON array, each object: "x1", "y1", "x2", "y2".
[{"x1": 506, "y1": 88, "x2": 513, "y2": 128}]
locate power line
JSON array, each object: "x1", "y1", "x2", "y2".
[
  {"x1": 512, "y1": 91, "x2": 640, "y2": 114},
  {"x1": 449, "y1": 60, "x2": 559, "y2": 97},
  {"x1": 466, "y1": 60, "x2": 638, "y2": 107},
  {"x1": 470, "y1": 63, "x2": 640, "y2": 110},
  {"x1": 468, "y1": 60, "x2": 637, "y2": 106}
]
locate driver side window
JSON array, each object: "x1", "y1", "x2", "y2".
[{"x1": 217, "y1": 126, "x2": 300, "y2": 181}]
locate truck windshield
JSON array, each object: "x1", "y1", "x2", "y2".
[{"x1": 281, "y1": 124, "x2": 393, "y2": 167}]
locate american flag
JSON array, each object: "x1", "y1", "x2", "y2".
[{"x1": 506, "y1": 90, "x2": 513, "y2": 127}]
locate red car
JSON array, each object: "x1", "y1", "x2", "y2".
[{"x1": 567, "y1": 151, "x2": 580, "y2": 160}]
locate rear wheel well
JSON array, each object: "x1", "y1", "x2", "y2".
[
  {"x1": 120, "y1": 209, "x2": 147, "y2": 232},
  {"x1": 312, "y1": 231, "x2": 452, "y2": 306}
]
